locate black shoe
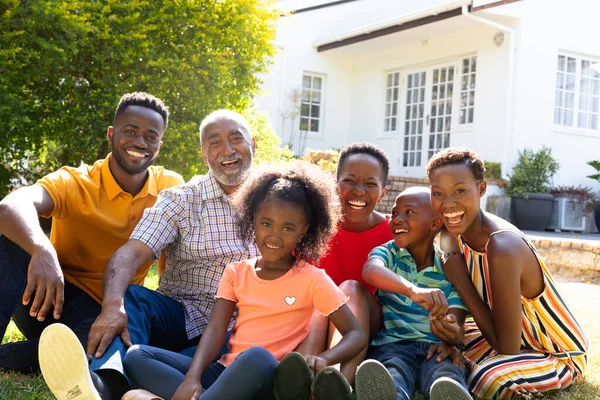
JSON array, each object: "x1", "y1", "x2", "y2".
[
  {"x1": 312, "y1": 367, "x2": 353, "y2": 400},
  {"x1": 354, "y1": 360, "x2": 396, "y2": 400},
  {"x1": 274, "y1": 352, "x2": 314, "y2": 400}
]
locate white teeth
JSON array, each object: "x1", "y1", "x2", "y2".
[
  {"x1": 265, "y1": 243, "x2": 279, "y2": 250},
  {"x1": 126, "y1": 150, "x2": 146, "y2": 158},
  {"x1": 222, "y1": 160, "x2": 238, "y2": 165},
  {"x1": 348, "y1": 200, "x2": 367, "y2": 209},
  {"x1": 394, "y1": 228, "x2": 408, "y2": 233},
  {"x1": 443, "y1": 211, "x2": 465, "y2": 218}
]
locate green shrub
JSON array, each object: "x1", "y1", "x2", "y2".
[
  {"x1": 506, "y1": 147, "x2": 559, "y2": 196},
  {"x1": 302, "y1": 149, "x2": 340, "y2": 175},
  {"x1": 484, "y1": 161, "x2": 501, "y2": 180}
]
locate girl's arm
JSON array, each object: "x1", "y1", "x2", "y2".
[
  {"x1": 173, "y1": 298, "x2": 235, "y2": 400},
  {"x1": 442, "y1": 235, "x2": 525, "y2": 354},
  {"x1": 362, "y1": 257, "x2": 448, "y2": 317},
  {"x1": 311, "y1": 304, "x2": 367, "y2": 370}
]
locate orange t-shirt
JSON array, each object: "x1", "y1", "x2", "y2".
[
  {"x1": 216, "y1": 257, "x2": 348, "y2": 366},
  {"x1": 37, "y1": 154, "x2": 184, "y2": 303}
]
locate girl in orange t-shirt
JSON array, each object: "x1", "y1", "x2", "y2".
[{"x1": 121, "y1": 162, "x2": 367, "y2": 400}]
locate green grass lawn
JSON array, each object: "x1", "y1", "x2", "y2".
[{"x1": 1, "y1": 268, "x2": 598, "y2": 399}]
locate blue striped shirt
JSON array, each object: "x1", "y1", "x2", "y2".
[{"x1": 369, "y1": 241, "x2": 466, "y2": 345}]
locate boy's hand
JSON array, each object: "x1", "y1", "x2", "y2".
[
  {"x1": 426, "y1": 343, "x2": 465, "y2": 367},
  {"x1": 410, "y1": 287, "x2": 448, "y2": 317},
  {"x1": 305, "y1": 354, "x2": 328, "y2": 373},
  {"x1": 430, "y1": 314, "x2": 461, "y2": 342}
]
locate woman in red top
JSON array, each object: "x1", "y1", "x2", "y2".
[{"x1": 296, "y1": 142, "x2": 393, "y2": 386}]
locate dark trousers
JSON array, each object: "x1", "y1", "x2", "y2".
[
  {"x1": 123, "y1": 345, "x2": 277, "y2": 399},
  {"x1": 0, "y1": 236, "x2": 101, "y2": 373}
]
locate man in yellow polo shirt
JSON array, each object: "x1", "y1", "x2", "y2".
[{"x1": 0, "y1": 92, "x2": 184, "y2": 375}]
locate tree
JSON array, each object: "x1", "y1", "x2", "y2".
[{"x1": 0, "y1": 0, "x2": 279, "y2": 197}]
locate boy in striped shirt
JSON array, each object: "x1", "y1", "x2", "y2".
[{"x1": 358, "y1": 187, "x2": 472, "y2": 400}]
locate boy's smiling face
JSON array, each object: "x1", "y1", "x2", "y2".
[
  {"x1": 429, "y1": 163, "x2": 487, "y2": 236},
  {"x1": 389, "y1": 188, "x2": 441, "y2": 249}
]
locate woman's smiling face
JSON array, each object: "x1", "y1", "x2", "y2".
[
  {"x1": 337, "y1": 153, "x2": 386, "y2": 228},
  {"x1": 429, "y1": 163, "x2": 487, "y2": 235}
]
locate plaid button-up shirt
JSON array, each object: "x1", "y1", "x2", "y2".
[{"x1": 130, "y1": 172, "x2": 259, "y2": 339}]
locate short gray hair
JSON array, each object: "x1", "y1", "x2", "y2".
[{"x1": 198, "y1": 109, "x2": 252, "y2": 142}]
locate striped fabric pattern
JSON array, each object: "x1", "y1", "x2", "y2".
[
  {"x1": 459, "y1": 230, "x2": 589, "y2": 399},
  {"x1": 369, "y1": 241, "x2": 466, "y2": 346},
  {"x1": 130, "y1": 172, "x2": 259, "y2": 339}
]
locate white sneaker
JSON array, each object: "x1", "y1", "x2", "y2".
[
  {"x1": 39, "y1": 323, "x2": 101, "y2": 400},
  {"x1": 430, "y1": 377, "x2": 472, "y2": 400},
  {"x1": 354, "y1": 359, "x2": 396, "y2": 400}
]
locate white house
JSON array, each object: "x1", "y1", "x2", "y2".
[{"x1": 255, "y1": 0, "x2": 600, "y2": 194}]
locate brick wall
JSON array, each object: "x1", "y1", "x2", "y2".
[{"x1": 376, "y1": 175, "x2": 430, "y2": 213}]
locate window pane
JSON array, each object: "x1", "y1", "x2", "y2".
[
  {"x1": 440, "y1": 69, "x2": 446, "y2": 83},
  {"x1": 581, "y1": 78, "x2": 590, "y2": 95},
  {"x1": 567, "y1": 57, "x2": 576, "y2": 73},
  {"x1": 312, "y1": 77, "x2": 322, "y2": 90},
  {"x1": 394, "y1": 72, "x2": 400, "y2": 86},
  {"x1": 384, "y1": 119, "x2": 390, "y2": 132},
  {"x1": 408, "y1": 74, "x2": 413, "y2": 88},
  {"x1": 558, "y1": 55, "x2": 565, "y2": 71},
  {"x1": 405, "y1": 122, "x2": 409, "y2": 135},
  {"x1": 392, "y1": 103, "x2": 398, "y2": 116},
  {"x1": 440, "y1": 85, "x2": 446, "y2": 99},
  {"x1": 301, "y1": 103, "x2": 310, "y2": 117},
  {"x1": 421, "y1": 72, "x2": 426, "y2": 84},
  {"x1": 311, "y1": 104, "x2": 320, "y2": 118},
  {"x1": 418, "y1": 120, "x2": 423, "y2": 134},
  {"x1": 470, "y1": 73, "x2": 476, "y2": 89},
  {"x1": 312, "y1": 90, "x2": 321, "y2": 104},
  {"x1": 431, "y1": 104, "x2": 437, "y2": 117},
  {"x1": 593, "y1": 63, "x2": 600, "y2": 78},
  {"x1": 447, "y1": 83, "x2": 453, "y2": 98},
  {"x1": 386, "y1": 89, "x2": 391, "y2": 102},
  {"x1": 418, "y1": 103, "x2": 423, "y2": 118},
  {"x1": 556, "y1": 73, "x2": 564, "y2": 89},
  {"x1": 578, "y1": 112, "x2": 588, "y2": 128},
  {"x1": 301, "y1": 89, "x2": 310, "y2": 102},
  {"x1": 300, "y1": 118, "x2": 309, "y2": 131},
  {"x1": 554, "y1": 108, "x2": 561, "y2": 124},
  {"x1": 385, "y1": 103, "x2": 391, "y2": 117},
  {"x1": 415, "y1": 73, "x2": 420, "y2": 87},
  {"x1": 566, "y1": 74, "x2": 575, "y2": 91},
  {"x1": 555, "y1": 91, "x2": 563, "y2": 107},
  {"x1": 593, "y1": 80, "x2": 600, "y2": 96},
  {"x1": 393, "y1": 88, "x2": 399, "y2": 101},
  {"x1": 468, "y1": 107, "x2": 474, "y2": 123},
  {"x1": 592, "y1": 96, "x2": 599, "y2": 113},
  {"x1": 311, "y1": 119, "x2": 319, "y2": 132},
  {"x1": 419, "y1": 88, "x2": 425, "y2": 102},
  {"x1": 302, "y1": 75, "x2": 311, "y2": 89},
  {"x1": 591, "y1": 114, "x2": 598, "y2": 129},
  {"x1": 387, "y1": 73, "x2": 393, "y2": 87},
  {"x1": 461, "y1": 75, "x2": 468, "y2": 91},
  {"x1": 469, "y1": 91, "x2": 475, "y2": 106},
  {"x1": 582, "y1": 60, "x2": 590, "y2": 77},
  {"x1": 565, "y1": 92, "x2": 574, "y2": 109},
  {"x1": 432, "y1": 86, "x2": 438, "y2": 100},
  {"x1": 391, "y1": 118, "x2": 397, "y2": 131},
  {"x1": 463, "y1": 58, "x2": 469, "y2": 74},
  {"x1": 564, "y1": 110, "x2": 573, "y2": 125}
]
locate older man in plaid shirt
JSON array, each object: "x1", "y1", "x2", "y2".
[{"x1": 39, "y1": 110, "x2": 260, "y2": 400}]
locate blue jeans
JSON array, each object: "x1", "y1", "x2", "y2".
[
  {"x1": 368, "y1": 340, "x2": 468, "y2": 400},
  {"x1": 0, "y1": 236, "x2": 101, "y2": 373},
  {"x1": 90, "y1": 284, "x2": 200, "y2": 375},
  {"x1": 123, "y1": 345, "x2": 277, "y2": 399}
]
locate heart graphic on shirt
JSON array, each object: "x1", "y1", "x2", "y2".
[{"x1": 285, "y1": 296, "x2": 296, "y2": 306}]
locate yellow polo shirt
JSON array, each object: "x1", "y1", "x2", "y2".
[{"x1": 37, "y1": 154, "x2": 184, "y2": 304}]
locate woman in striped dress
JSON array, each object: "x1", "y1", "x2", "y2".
[{"x1": 425, "y1": 147, "x2": 588, "y2": 399}]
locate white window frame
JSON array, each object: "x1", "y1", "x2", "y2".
[
  {"x1": 299, "y1": 72, "x2": 325, "y2": 135},
  {"x1": 382, "y1": 70, "x2": 402, "y2": 135},
  {"x1": 553, "y1": 53, "x2": 600, "y2": 133},
  {"x1": 459, "y1": 56, "x2": 477, "y2": 125}
]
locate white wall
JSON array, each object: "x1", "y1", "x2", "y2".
[{"x1": 510, "y1": 0, "x2": 600, "y2": 191}]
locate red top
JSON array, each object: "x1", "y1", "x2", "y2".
[{"x1": 318, "y1": 217, "x2": 393, "y2": 294}]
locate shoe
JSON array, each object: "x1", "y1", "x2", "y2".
[
  {"x1": 121, "y1": 389, "x2": 164, "y2": 400},
  {"x1": 311, "y1": 367, "x2": 353, "y2": 400},
  {"x1": 430, "y1": 377, "x2": 472, "y2": 400},
  {"x1": 354, "y1": 360, "x2": 396, "y2": 400},
  {"x1": 39, "y1": 323, "x2": 101, "y2": 400},
  {"x1": 274, "y1": 352, "x2": 314, "y2": 400}
]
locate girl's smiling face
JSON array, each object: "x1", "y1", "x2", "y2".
[
  {"x1": 337, "y1": 154, "x2": 386, "y2": 229},
  {"x1": 429, "y1": 163, "x2": 487, "y2": 235},
  {"x1": 254, "y1": 196, "x2": 309, "y2": 268}
]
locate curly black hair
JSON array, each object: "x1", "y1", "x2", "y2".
[
  {"x1": 426, "y1": 147, "x2": 485, "y2": 180},
  {"x1": 113, "y1": 92, "x2": 170, "y2": 129},
  {"x1": 232, "y1": 161, "x2": 341, "y2": 263},
  {"x1": 336, "y1": 142, "x2": 390, "y2": 184}
]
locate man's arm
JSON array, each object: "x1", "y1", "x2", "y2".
[
  {"x1": 0, "y1": 185, "x2": 64, "y2": 321},
  {"x1": 87, "y1": 239, "x2": 154, "y2": 357}
]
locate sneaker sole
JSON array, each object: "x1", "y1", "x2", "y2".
[
  {"x1": 39, "y1": 323, "x2": 100, "y2": 400},
  {"x1": 355, "y1": 360, "x2": 396, "y2": 400},
  {"x1": 430, "y1": 377, "x2": 472, "y2": 400},
  {"x1": 274, "y1": 352, "x2": 313, "y2": 400},
  {"x1": 312, "y1": 367, "x2": 353, "y2": 400}
]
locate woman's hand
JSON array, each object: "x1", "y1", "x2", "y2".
[
  {"x1": 173, "y1": 377, "x2": 203, "y2": 400},
  {"x1": 430, "y1": 313, "x2": 461, "y2": 342}
]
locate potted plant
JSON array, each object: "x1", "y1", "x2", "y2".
[
  {"x1": 547, "y1": 186, "x2": 597, "y2": 232},
  {"x1": 506, "y1": 147, "x2": 559, "y2": 231},
  {"x1": 586, "y1": 160, "x2": 600, "y2": 230}
]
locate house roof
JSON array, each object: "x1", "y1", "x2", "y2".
[{"x1": 312, "y1": 0, "x2": 521, "y2": 52}]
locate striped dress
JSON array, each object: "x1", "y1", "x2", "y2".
[{"x1": 458, "y1": 230, "x2": 589, "y2": 399}]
